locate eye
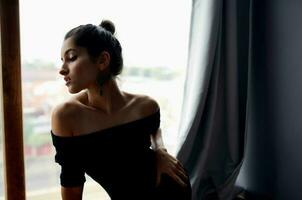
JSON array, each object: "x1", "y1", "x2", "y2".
[
  {"x1": 68, "y1": 55, "x2": 77, "y2": 62},
  {"x1": 69, "y1": 55, "x2": 77, "y2": 61}
]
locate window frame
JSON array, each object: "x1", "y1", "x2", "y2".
[{"x1": 0, "y1": 0, "x2": 26, "y2": 199}]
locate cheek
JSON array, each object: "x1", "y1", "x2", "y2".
[{"x1": 73, "y1": 59, "x2": 98, "y2": 83}]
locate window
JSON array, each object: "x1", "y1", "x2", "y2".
[{"x1": 18, "y1": 0, "x2": 191, "y2": 199}]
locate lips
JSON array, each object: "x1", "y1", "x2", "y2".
[
  {"x1": 64, "y1": 77, "x2": 71, "y2": 85},
  {"x1": 64, "y1": 77, "x2": 71, "y2": 82}
]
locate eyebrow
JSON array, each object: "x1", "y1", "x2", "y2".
[{"x1": 61, "y1": 48, "x2": 77, "y2": 61}]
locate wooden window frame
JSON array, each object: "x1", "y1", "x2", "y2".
[{"x1": 0, "y1": 0, "x2": 26, "y2": 199}]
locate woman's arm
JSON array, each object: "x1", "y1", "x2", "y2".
[
  {"x1": 150, "y1": 128, "x2": 167, "y2": 151},
  {"x1": 150, "y1": 128, "x2": 188, "y2": 187},
  {"x1": 51, "y1": 103, "x2": 85, "y2": 200},
  {"x1": 61, "y1": 185, "x2": 84, "y2": 200},
  {"x1": 143, "y1": 96, "x2": 188, "y2": 187}
]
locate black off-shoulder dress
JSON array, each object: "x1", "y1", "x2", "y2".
[{"x1": 51, "y1": 109, "x2": 191, "y2": 200}]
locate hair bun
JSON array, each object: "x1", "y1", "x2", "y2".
[{"x1": 100, "y1": 20, "x2": 115, "y2": 35}]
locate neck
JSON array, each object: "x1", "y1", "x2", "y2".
[{"x1": 85, "y1": 77, "x2": 127, "y2": 115}]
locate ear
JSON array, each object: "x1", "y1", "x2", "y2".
[{"x1": 97, "y1": 51, "x2": 111, "y2": 71}]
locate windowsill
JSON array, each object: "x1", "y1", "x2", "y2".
[{"x1": 25, "y1": 181, "x2": 110, "y2": 200}]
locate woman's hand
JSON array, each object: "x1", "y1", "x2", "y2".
[{"x1": 154, "y1": 148, "x2": 188, "y2": 187}]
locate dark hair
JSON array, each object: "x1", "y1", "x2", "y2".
[{"x1": 64, "y1": 20, "x2": 123, "y2": 76}]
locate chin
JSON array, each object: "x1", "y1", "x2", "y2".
[{"x1": 68, "y1": 87, "x2": 82, "y2": 94}]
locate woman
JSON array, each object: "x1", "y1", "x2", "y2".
[{"x1": 51, "y1": 20, "x2": 191, "y2": 200}]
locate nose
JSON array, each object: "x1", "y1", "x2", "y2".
[{"x1": 59, "y1": 64, "x2": 69, "y2": 76}]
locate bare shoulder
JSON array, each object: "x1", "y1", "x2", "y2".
[
  {"x1": 135, "y1": 94, "x2": 160, "y2": 115},
  {"x1": 51, "y1": 101, "x2": 80, "y2": 137}
]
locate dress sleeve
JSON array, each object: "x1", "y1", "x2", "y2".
[
  {"x1": 51, "y1": 132, "x2": 86, "y2": 187},
  {"x1": 149, "y1": 109, "x2": 160, "y2": 134},
  {"x1": 154, "y1": 109, "x2": 160, "y2": 131}
]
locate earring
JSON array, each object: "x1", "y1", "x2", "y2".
[{"x1": 96, "y1": 73, "x2": 111, "y2": 96}]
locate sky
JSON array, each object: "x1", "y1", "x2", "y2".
[{"x1": 19, "y1": 0, "x2": 192, "y2": 69}]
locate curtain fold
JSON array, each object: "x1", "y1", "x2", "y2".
[{"x1": 177, "y1": 0, "x2": 252, "y2": 199}]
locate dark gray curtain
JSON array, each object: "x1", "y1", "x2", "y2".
[{"x1": 176, "y1": 0, "x2": 252, "y2": 199}]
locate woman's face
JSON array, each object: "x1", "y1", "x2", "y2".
[{"x1": 60, "y1": 37, "x2": 100, "y2": 94}]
